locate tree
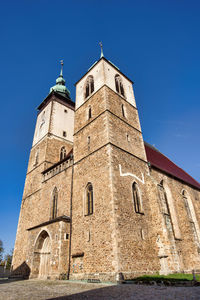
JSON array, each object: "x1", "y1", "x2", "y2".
[
  {"x1": 0, "y1": 240, "x2": 4, "y2": 263},
  {"x1": 4, "y1": 249, "x2": 13, "y2": 270}
]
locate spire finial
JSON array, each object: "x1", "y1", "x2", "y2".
[
  {"x1": 60, "y1": 59, "x2": 64, "y2": 77},
  {"x1": 99, "y1": 42, "x2": 104, "y2": 58}
]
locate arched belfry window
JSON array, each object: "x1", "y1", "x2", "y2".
[
  {"x1": 60, "y1": 147, "x2": 66, "y2": 160},
  {"x1": 85, "y1": 75, "x2": 94, "y2": 98},
  {"x1": 115, "y1": 74, "x2": 125, "y2": 97},
  {"x1": 132, "y1": 182, "x2": 143, "y2": 214},
  {"x1": 182, "y1": 190, "x2": 193, "y2": 221},
  {"x1": 85, "y1": 183, "x2": 93, "y2": 215},
  {"x1": 51, "y1": 187, "x2": 58, "y2": 219}
]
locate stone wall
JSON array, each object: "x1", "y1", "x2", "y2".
[
  {"x1": 27, "y1": 220, "x2": 70, "y2": 279},
  {"x1": 150, "y1": 167, "x2": 200, "y2": 273},
  {"x1": 110, "y1": 145, "x2": 161, "y2": 278},
  {"x1": 12, "y1": 135, "x2": 73, "y2": 277},
  {"x1": 71, "y1": 145, "x2": 119, "y2": 281}
]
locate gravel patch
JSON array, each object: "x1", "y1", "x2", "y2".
[{"x1": 1, "y1": 279, "x2": 200, "y2": 300}]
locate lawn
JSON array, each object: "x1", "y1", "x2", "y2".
[{"x1": 129, "y1": 273, "x2": 200, "y2": 283}]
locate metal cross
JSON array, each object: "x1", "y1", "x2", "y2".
[
  {"x1": 60, "y1": 60, "x2": 64, "y2": 76},
  {"x1": 99, "y1": 42, "x2": 104, "y2": 58}
]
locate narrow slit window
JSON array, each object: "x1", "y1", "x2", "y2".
[
  {"x1": 51, "y1": 187, "x2": 58, "y2": 219},
  {"x1": 85, "y1": 183, "x2": 93, "y2": 215},
  {"x1": 122, "y1": 104, "x2": 125, "y2": 117},
  {"x1": 88, "y1": 106, "x2": 92, "y2": 119},
  {"x1": 87, "y1": 136, "x2": 90, "y2": 150}
]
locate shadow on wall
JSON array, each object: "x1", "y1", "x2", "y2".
[{"x1": 10, "y1": 261, "x2": 30, "y2": 279}]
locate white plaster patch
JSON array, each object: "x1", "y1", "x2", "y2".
[{"x1": 119, "y1": 164, "x2": 145, "y2": 184}]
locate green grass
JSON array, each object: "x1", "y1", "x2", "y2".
[{"x1": 129, "y1": 273, "x2": 200, "y2": 282}]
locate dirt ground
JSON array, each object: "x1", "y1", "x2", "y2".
[{"x1": 1, "y1": 279, "x2": 200, "y2": 300}]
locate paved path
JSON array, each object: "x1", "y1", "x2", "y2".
[{"x1": 0, "y1": 279, "x2": 200, "y2": 300}]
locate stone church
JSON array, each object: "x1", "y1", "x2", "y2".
[{"x1": 12, "y1": 51, "x2": 200, "y2": 282}]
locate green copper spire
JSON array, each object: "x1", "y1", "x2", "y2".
[
  {"x1": 99, "y1": 41, "x2": 104, "y2": 58},
  {"x1": 60, "y1": 59, "x2": 63, "y2": 77},
  {"x1": 50, "y1": 60, "x2": 70, "y2": 98}
]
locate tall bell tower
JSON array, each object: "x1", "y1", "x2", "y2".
[
  {"x1": 12, "y1": 62, "x2": 75, "y2": 274},
  {"x1": 70, "y1": 48, "x2": 156, "y2": 282}
]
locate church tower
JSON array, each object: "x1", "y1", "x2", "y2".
[
  {"x1": 70, "y1": 50, "x2": 159, "y2": 281},
  {"x1": 12, "y1": 63, "x2": 75, "y2": 277}
]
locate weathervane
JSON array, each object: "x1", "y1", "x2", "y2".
[
  {"x1": 60, "y1": 59, "x2": 64, "y2": 76},
  {"x1": 99, "y1": 42, "x2": 104, "y2": 58}
]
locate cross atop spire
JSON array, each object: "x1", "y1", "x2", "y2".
[
  {"x1": 49, "y1": 60, "x2": 71, "y2": 99},
  {"x1": 99, "y1": 42, "x2": 104, "y2": 58},
  {"x1": 60, "y1": 59, "x2": 64, "y2": 77}
]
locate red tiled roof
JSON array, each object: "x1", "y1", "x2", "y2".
[{"x1": 144, "y1": 142, "x2": 200, "y2": 190}]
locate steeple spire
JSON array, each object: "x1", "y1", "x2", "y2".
[
  {"x1": 60, "y1": 59, "x2": 64, "y2": 77},
  {"x1": 49, "y1": 60, "x2": 71, "y2": 99},
  {"x1": 99, "y1": 42, "x2": 104, "y2": 58}
]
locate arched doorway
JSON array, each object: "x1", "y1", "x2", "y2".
[{"x1": 34, "y1": 230, "x2": 51, "y2": 278}]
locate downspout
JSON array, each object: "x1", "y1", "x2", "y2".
[{"x1": 67, "y1": 154, "x2": 74, "y2": 280}]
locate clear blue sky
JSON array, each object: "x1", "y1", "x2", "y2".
[{"x1": 0, "y1": 0, "x2": 200, "y2": 255}]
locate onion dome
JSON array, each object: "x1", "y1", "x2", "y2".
[{"x1": 50, "y1": 60, "x2": 70, "y2": 98}]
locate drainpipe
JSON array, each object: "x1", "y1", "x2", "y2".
[{"x1": 67, "y1": 154, "x2": 74, "y2": 280}]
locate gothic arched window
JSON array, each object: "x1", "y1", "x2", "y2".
[
  {"x1": 115, "y1": 74, "x2": 125, "y2": 97},
  {"x1": 182, "y1": 189, "x2": 199, "y2": 243},
  {"x1": 85, "y1": 183, "x2": 93, "y2": 215},
  {"x1": 51, "y1": 187, "x2": 58, "y2": 219},
  {"x1": 157, "y1": 180, "x2": 176, "y2": 238},
  {"x1": 132, "y1": 182, "x2": 143, "y2": 214},
  {"x1": 85, "y1": 75, "x2": 94, "y2": 98},
  {"x1": 60, "y1": 147, "x2": 66, "y2": 160},
  {"x1": 157, "y1": 181, "x2": 170, "y2": 215}
]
